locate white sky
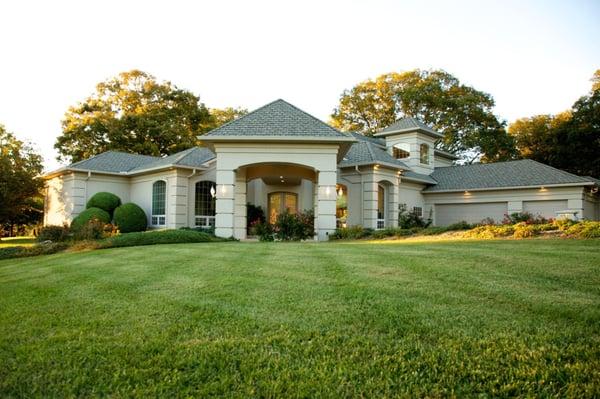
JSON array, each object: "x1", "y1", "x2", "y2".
[{"x1": 1, "y1": 0, "x2": 599, "y2": 171}]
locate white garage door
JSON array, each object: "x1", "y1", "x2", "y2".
[
  {"x1": 435, "y1": 202, "x2": 508, "y2": 226},
  {"x1": 523, "y1": 200, "x2": 568, "y2": 219}
]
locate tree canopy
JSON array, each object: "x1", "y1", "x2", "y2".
[
  {"x1": 207, "y1": 107, "x2": 248, "y2": 129},
  {"x1": 55, "y1": 70, "x2": 213, "y2": 163},
  {"x1": 0, "y1": 125, "x2": 44, "y2": 235},
  {"x1": 509, "y1": 70, "x2": 600, "y2": 177},
  {"x1": 331, "y1": 69, "x2": 516, "y2": 163}
]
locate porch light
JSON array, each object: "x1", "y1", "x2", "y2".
[
  {"x1": 325, "y1": 186, "x2": 331, "y2": 197},
  {"x1": 210, "y1": 185, "x2": 216, "y2": 198},
  {"x1": 540, "y1": 186, "x2": 547, "y2": 192},
  {"x1": 374, "y1": 164, "x2": 380, "y2": 170},
  {"x1": 337, "y1": 186, "x2": 344, "y2": 197}
]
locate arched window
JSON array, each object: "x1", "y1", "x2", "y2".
[
  {"x1": 336, "y1": 184, "x2": 348, "y2": 228},
  {"x1": 195, "y1": 181, "x2": 216, "y2": 228},
  {"x1": 151, "y1": 180, "x2": 166, "y2": 226},
  {"x1": 420, "y1": 143, "x2": 430, "y2": 165},
  {"x1": 377, "y1": 185, "x2": 385, "y2": 229}
]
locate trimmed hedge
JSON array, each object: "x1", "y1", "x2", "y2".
[
  {"x1": 100, "y1": 229, "x2": 226, "y2": 248},
  {"x1": 37, "y1": 225, "x2": 70, "y2": 242},
  {"x1": 0, "y1": 243, "x2": 69, "y2": 260},
  {"x1": 113, "y1": 203, "x2": 147, "y2": 233},
  {"x1": 70, "y1": 207, "x2": 111, "y2": 231},
  {"x1": 86, "y1": 192, "x2": 121, "y2": 215}
]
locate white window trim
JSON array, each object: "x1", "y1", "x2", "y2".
[{"x1": 151, "y1": 179, "x2": 168, "y2": 227}]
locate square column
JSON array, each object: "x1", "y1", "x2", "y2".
[
  {"x1": 167, "y1": 172, "x2": 188, "y2": 229},
  {"x1": 215, "y1": 169, "x2": 235, "y2": 238},
  {"x1": 362, "y1": 180, "x2": 379, "y2": 229},
  {"x1": 233, "y1": 169, "x2": 247, "y2": 240},
  {"x1": 388, "y1": 183, "x2": 399, "y2": 227},
  {"x1": 316, "y1": 170, "x2": 337, "y2": 240}
]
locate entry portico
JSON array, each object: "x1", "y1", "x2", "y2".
[{"x1": 200, "y1": 99, "x2": 356, "y2": 240}]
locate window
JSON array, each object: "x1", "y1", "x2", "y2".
[
  {"x1": 195, "y1": 181, "x2": 216, "y2": 228},
  {"x1": 413, "y1": 206, "x2": 423, "y2": 217},
  {"x1": 420, "y1": 144, "x2": 430, "y2": 164},
  {"x1": 393, "y1": 147, "x2": 410, "y2": 159},
  {"x1": 377, "y1": 185, "x2": 385, "y2": 229},
  {"x1": 336, "y1": 184, "x2": 348, "y2": 228},
  {"x1": 268, "y1": 192, "x2": 298, "y2": 224},
  {"x1": 151, "y1": 181, "x2": 166, "y2": 226}
]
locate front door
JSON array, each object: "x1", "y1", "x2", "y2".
[{"x1": 268, "y1": 192, "x2": 298, "y2": 223}]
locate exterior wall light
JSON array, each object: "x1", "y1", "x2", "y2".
[{"x1": 210, "y1": 185, "x2": 216, "y2": 198}]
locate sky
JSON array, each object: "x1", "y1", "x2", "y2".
[{"x1": 1, "y1": 0, "x2": 599, "y2": 171}]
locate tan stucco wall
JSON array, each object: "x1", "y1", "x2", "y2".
[{"x1": 424, "y1": 186, "x2": 591, "y2": 225}]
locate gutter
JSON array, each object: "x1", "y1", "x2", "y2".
[{"x1": 422, "y1": 182, "x2": 595, "y2": 194}]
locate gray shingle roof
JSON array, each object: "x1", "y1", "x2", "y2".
[
  {"x1": 339, "y1": 134, "x2": 409, "y2": 169},
  {"x1": 424, "y1": 159, "x2": 593, "y2": 192},
  {"x1": 67, "y1": 148, "x2": 215, "y2": 174},
  {"x1": 402, "y1": 170, "x2": 437, "y2": 185},
  {"x1": 129, "y1": 147, "x2": 215, "y2": 172},
  {"x1": 69, "y1": 151, "x2": 158, "y2": 173},
  {"x1": 376, "y1": 117, "x2": 443, "y2": 138},
  {"x1": 205, "y1": 99, "x2": 349, "y2": 138}
]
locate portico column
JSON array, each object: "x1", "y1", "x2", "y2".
[
  {"x1": 389, "y1": 183, "x2": 399, "y2": 227},
  {"x1": 233, "y1": 169, "x2": 247, "y2": 240},
  {"x1": 316, "y1": 170, "x2": 337, "y2": 240},
  {"x1": 363, "y1": 179, "x2": 378, "y2": 229},
  {"x1": 215, "y1": 169, "x2": 235, "y2": 238},
  {"x1": 167, "y1": 171, "x2": 188, "y2": 229}
]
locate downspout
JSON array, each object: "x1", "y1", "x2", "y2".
[
  {"x1": 84, "y1": 170, "x2": 92, "y2": 205},
  {"x1": 355, "y1": 165, "x2": 364, "y2": 226}
]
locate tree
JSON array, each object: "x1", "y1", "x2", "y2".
[
  {"x1": 509, "y1": 70, "x2": 600, "y2": 177},
  {"x1": 0, "y1": 125, "x2": 44, "y2": 236},
  {"x1": 208, "y1": 107, "x2": 248, "y2": 129},
  {"x1": 331, "y1": 69, "x2": 516, "y2": 163},
  {"x1": 55, "y1": 70, "x2": 213, "y2": 163}
]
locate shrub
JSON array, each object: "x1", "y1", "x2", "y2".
[
  {"x1": 100, "y1": 229, "x2": 224, "y2": 248},
  {"x1": 37, "y1": 225, "x2": 70, "y2": 242},
  {"x1": 420, "y1": 226, "x2": 448, "y2": 236},
  {"x1": 564, "y1": 221, "x2": 600, "y2": 238},
  {"x1": 70, "y1": 208, "x2": 111, "y2": 231},
  {"x1": 274, "y1": 210, "x2": 315, "y2": 241},
  {"x1": 502, "y1": 212, "x2": 549, "y2": 225},
  {"x1": 398, "y1": 205, "x2": 431, "y2": 229},
  {"x1": 73, "y1": 219, "x2": 118, "y2": 241},
  {"x1": 0, "y1": 242, "x2": 69, "y2": 260},
  {"x1": 180, "y1": 226, "x2": 216, "y2": 236},
  {"x1": 463, "y1": 224, "x2": 515, "y2": 239},
  {"x1": 512, "y1": 222, "x2": 538, "y2": 239},
  {"x1": 331, "y1": 226, "x2": 372, "y2": 240},
  {"x1": 478, "y1": 217, "x2": 496, "y2": 226},
  {"x1": 113, "y1": 203, "x2": 148, "y2": 233},
  {"x1": 553, "y1": 218, "x2": 576, "y2": 231},
  {"x1": 446, "y1": 221, "x2": 473, "y2": 231},
  {"x1": 247, "y1": 204, "x2": 266, "y2": 233},
  {"x1": 372, "y1": 227, "x2": 415, "y2": 239},
  {"x1": 254, "y1": 221, "x2": 275, "y2": 242},
  {"x1": 86, "y1": 192, "x2": 122, "y2": 216}
]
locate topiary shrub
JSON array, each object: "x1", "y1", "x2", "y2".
[
  {"x1": 113, "y1": 203, "x2": 148, "y2": 233},
  {"x1": 86, "y1": 192, "x2": 121, "y2": 216},
  {"x1": 70, "y1": 208, "x2": 111, "y2": 231}
]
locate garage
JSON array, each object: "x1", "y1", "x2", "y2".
[
  {"x1": 523, "y1": 200, "x2": 568, "y2": 219},
  {"x1": 435, "y1": 202, "x2": 508, "y2": 226}
]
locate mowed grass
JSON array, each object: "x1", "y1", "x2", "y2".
[
  {"x1": 0, "y1": 239, "x2": 599, "y2": 397},
  {"x1": 0, "y1": 237, "x2": 36, "y2": 248}
]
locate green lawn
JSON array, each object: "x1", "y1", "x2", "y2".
[
  {"x1": 0, "y1": 236, "x2": 36, "y2": 248},
  {"x1": 1, "y1": 239, "x2": 599, "y2": 397}
]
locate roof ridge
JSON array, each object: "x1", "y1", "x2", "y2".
[
  {"x1": 275, "y1": 99, "x2": 347, "y2": 137},
  {"x1": 523, "y1": 159, "x2": 589, "y2": 182},
  {"x1": 365, "y1": 141, "x2": 378, "y2": 162},
  {"x1": 206, "y1": 99, "x2": 282, "y2": 136}
]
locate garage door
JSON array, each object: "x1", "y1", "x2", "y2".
[
  {"x1": 523, "y1": 200, "x2": 568, "y2": 219},
  {"x1": 435, "y1": 202, "x2": 508, "y2": 226}
]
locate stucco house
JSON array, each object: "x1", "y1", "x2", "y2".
[{"x1": 43, "y1": 99, "x2": 600, "y2": 240}]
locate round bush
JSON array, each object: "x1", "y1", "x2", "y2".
[
  {"x1": 86, "y1": 192, "x2": 121, "y2": 215},
  {"x1": 113, "y1": 203, "x2": 148, "y2": 233},
  {"x1": 70, "y1": 207, "x2": 111, "y2": 231}
]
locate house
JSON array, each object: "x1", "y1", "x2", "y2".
[{"x1": 43, "y1": 99, "x2": 600, "y2": 240}]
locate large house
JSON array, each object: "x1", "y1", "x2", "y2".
[{"x1": 43, "y1": 99, "x2": 600, "y2": 240}]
